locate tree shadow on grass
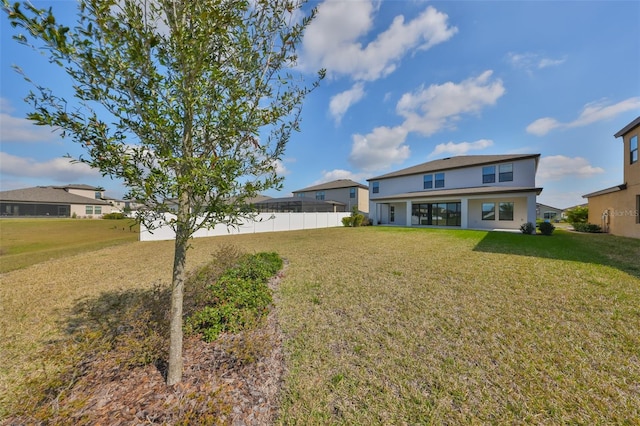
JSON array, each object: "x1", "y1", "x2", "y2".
[{"x1": 472, "y1": 229, "x2": 640, "y2": 279}]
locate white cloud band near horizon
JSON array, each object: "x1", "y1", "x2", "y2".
[
  {"x1": 429, "y1": 139, "x2": 494, "y2": 157},
  {"x1": 0, "y1": 151, "x2": 101, "y2": 182},
  {"x1": 537, "y1": 155, "x2": 605, "y2": 182},
  {"x1": 527, "y1": 97, "x2": 640, "y2": 136}
]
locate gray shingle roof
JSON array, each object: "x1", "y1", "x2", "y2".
[
  {"x1": 293, "y1": 179, "x2": 368, "y2": 193},
  {"x1": 368, "y1": 154, "x2": 540, "y2": 181},
  {"x1": 0, "y1": 186, "x2": 111, "y2": 205}
]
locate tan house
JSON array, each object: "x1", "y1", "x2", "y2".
[
  {"x1": 0, "y1": 184, "x2": 117, "y2": 218},
  {"x1": 292, "y1": 179, "x2": 369, "y2": 214},
  {"x1": 583, "y1": 116, "x2": 640, "y2": 238}
]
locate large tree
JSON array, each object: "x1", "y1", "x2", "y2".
[{"x1": 4, "y1": 0, "x2": 323, "y2": 385}]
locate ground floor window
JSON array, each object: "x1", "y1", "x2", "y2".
[
  {"x1": 412, "y1": 202, "x2": 461, "y2": 226},
  {"x1": 390, "y1": 205, "x2": 395, "y2": 223},
  {"x1": 95, "y1": 206, "x2": 102, "y2": 215},
  {"x1": 86, "y1": 206, "x2": 94, "y2": 215},
  {"x1": 499, "y1": 202, "x2": 514, "y2": 221},
  {"x1": 482, "y1": 203, "x2": 495, "y2": 220}
]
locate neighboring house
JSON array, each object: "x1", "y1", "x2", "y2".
[
  {"x1": 292, "y1": 179, "x2": 369, "y2": 214},
  {"x1": 251, "y1": 196, "x2": 346, "y2": 213},
  {"x1": 367, "y1": 154, "x2": 542, "y2": 231},
  {"x1": 583, "y1": 116, "x2": 640, "y2": 238},
  {"x1": 0, "y1": 184, "x2": 114, "y2": 218},
  {"x1": 536, "y1": 203, "x2": 563, "y2": 222}
]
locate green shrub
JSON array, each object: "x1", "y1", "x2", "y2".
[
  {"x1": 353, "y1": 213, "x2": 364, "y2": 227},
  {"x1": 185, "y1": 252, "x2": 281, "y2": 342},
  {"x1": 520, "y1": 222, "x2": 535, "y2": 234},
  {"x1": 573, "y1": 222, "x2": 602, "y2": 233},
  {"x1": 538, "y1": 221, "x2": 555, "y2": 236},
  {"x1": 102, "y1": 212, "x2": 126, "y2": 220},
  {"x1": 566, "y1": 206, "x2": 588, "y2": 224}
]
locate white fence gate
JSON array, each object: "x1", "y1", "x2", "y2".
[{"x1": 140, "y1": 212, "x2": 351, "y2": 242}]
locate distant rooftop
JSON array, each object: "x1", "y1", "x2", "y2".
[{"x1": 293, "y1": 179, "x2": 368, "y2": 193}]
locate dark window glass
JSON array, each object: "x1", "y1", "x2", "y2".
[
  {"x1": 482, "y1": 203, "x2": 495, "y2": 220},
  {"x1": 435, "y1": 173, "x2": 445, "y2": 188},
  {"x1": 316, "y1": 191, "x2": 325, "y2": 200},
  {"x1": 372, "y1": 182, "x2": 379, "y2": 193},
  {"x1": 631, "y1": 135, "x2": 638, "y2": 165},
  {"x1": 482, "y1": 166, "x2": 495, "y2": 183},
  {"x1": 350, "y1": 188, "x2": 356, "y2": 198},
  {"x1": 499, "y1": 164, "x2": 513, "y2": 182},
  {"x1": 499, "y1": 202, "x2": 514, "y2": 221},
  {"x1": 423, "y1": 175, "x2": 433, "y2": 189}
]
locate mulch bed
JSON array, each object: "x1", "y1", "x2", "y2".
[{"x1": 4, "y1": 270, "x2": 287, "y2": 426}]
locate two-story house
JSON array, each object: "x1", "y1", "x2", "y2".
[
  {"x1": 583, "y1": 116, "x2": 640, "y2": 238},
  {"x1": 292, "y1": 179, "x2": 369, "y2": 214},
  {"x1": 367, "y1": 154, "x2": 542, "y2": 231}
]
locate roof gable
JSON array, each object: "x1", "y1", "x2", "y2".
[
  {"x1": 368, "y1": 154, "x2": 540, "y2": 181},
  {"x1": 293, "y1": 179, "x2": 368, "y2": 193},
  {"x1": 0, "y1": 186, "x2": 111, "y2": 205}
]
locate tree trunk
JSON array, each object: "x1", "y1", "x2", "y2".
[{"x1": 166, "y1": 217, "x2": 189, "y2": 385}]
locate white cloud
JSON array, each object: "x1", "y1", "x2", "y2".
[
  {"x1": 302, "y1": 1, "x2": 457, "y2": 82},
  {"x1": 507, "y1": 52, "x2": 566, "y2": 71},
  {"x1": 0, "y1": 98, "x2": 61, "y2": 143},
  {"x1": 0, "y1": 97, "x2": 15, "y2": 113},
  {"x1": 429, "y1": 139, "x2": 494, "y2": 157},
  {"x1": 527, "y1": 97, "x2": 640, "y2": 136},
  {"x1": 350, "y1": 126, "x2": 410, "y2": 171},
  {"x1": 316, "y1": 169, "x2": 367, "y2": 184},
  {"x1": 397, "y1": 70, "x2": 505, "y2": 135},
  {"x1": 349, "y1": 71, "x2": 505, "y2": 171},
  {"x1": 329, "y1": 83, "x2": 365, "y2": 124},
  {"x1": 0, "y1": 152, "x2": 100, "y2": 182},
  {"x1": 272, "y1": 159, "x2": 290, "y2": 176},
  {"x1": 526, "y1": 117, "x2": 561, "y2": 136},
  {"x1": 537, "y1": 155, "x2": 605, "y2": 182}
]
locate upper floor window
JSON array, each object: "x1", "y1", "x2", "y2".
[
  {"x1": 94, "y1": 191, "x2": 102, "y2": 199},
  {"x1": 435, "y1": 173, "x2": 445, "y2": 188},
  {"x1": 372, "y1": 182, "x2": 379, "y2": 194},
  {"x1": 423, "y1": 174, "x2": 433, "y2": 189},
  {"x1": 482, "y1": 166, "x2": 496, "y2": 183},
  {"x1": 631, "y1": 135, "x2": 638, "y2": 164},
  {"x1": 295, "y1": 193, "x2": 305, "y2": 198},
  {"x1": 499, "y1": 163, "x2": 513, "y2": 182},
  {"x1": 316, "y1": 191, "x2": 325, "y2": 200},
  {"x1": 350, "y1": 188, "x2": 356, "y2": 198}
]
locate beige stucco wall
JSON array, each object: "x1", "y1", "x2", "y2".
[
  {"x1": 588, "y1": 188, "x2": 640, "y2": 238},
  {"x1": 468, "y1": 196, "x2": 530, "y2": 230}
]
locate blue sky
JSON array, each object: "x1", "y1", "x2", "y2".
[{"x1": 1, "y1": 0, "x2": 639, "y2": 209}]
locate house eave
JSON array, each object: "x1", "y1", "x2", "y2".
[
  {"x1": 371, "y1": 186, "x2": 542, "y2": 201},
  {"x1": 582, "y1": 183, "x2": 627, "y2": 199}
]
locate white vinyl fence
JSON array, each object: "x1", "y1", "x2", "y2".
[{"x1": 140, "y1": 212, "x2": 351, "y2": 242}]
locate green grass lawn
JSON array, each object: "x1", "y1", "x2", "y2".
[
  {"x1": 1, "y1": 225, "x2": 638, "y2": 423},
  {"x1": 0, "y1": 218, "x2": 139, "y2": 273}
]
